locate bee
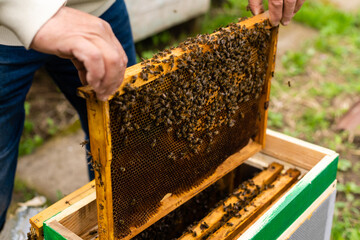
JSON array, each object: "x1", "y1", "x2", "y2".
[
  {"x1": 228, "y1": 119, "x2": 236, "y2": 127},
  {"x1": 168, "y1": 152, "x2": 176, "y2": 161},
  {"x1": 80, "y1": 140, "x2": 89, "y2": 147},
  {"x1": 151, "y1": 139, "x2": 156, "y2": 148},
  {"x1": 157, "y1": 65, "x2": 164, "y2": 72},
  {"x1": 140, "y1": 71, "x2": 148, "y2": 81},
  {"x1": 144, "y1": 125, "x2": 151, "y2": 132},
  {"x1": 86, "y1": 150, "x2": 92, "y2": 159},
  {"x1": 131, "y1": 75, "x2": 137, "y2": 84},
  {"x1": 99, "y1": 203, "x2": 104, "y2": 210},
  {"x1": 264, "y1": 101, "x2": 269, "y2": 110},
  {"x1": 200, "y1": 222, "x2": 209, "y2": 230}
]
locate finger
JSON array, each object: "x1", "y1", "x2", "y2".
[
  {"x1": 91, "y1": 37, "x2": 126, "y2": 101},
  {"x1": 281, "y1": 0, "x2": 296, "y2": 25},
  {"x1": 248, "y1": 0, "x2": 265, "y2": 15},
  {"x1": 294, "y1": 0, "x2": 305, "y2": 13},
  {"x1": 65, "y1": 38, "x2": 106, "y2": 91},
  {"x1": 71, "y1": 59, "x2": 87, "y2": 85},
  {"x1": 268, "y1": 0, "x2": 284, "y2": 26},
  {"x1": 95, "y1": 21, "x2": 128, "y2": 100}
]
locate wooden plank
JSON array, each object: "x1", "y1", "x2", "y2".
[
  {"x1": 77, "y1": 12, "x2": 272, "y2": 100},
  {"x1": 79, "y1": 225, "x2": 99, "y2": 240},
  {"x1": 44, "y1": 187, "x2": 98, "y2": 240},
  {"x1": 208, "y1": 169, "x2": 300, "y2": 240},
  {"x1": 124, "y1": 141, "x2": 262, "y2": 239},
  {"x1": 125, "y1": 0, "x2": 210, "y2": 42},
  {"x1": 46, "y1": 220, "x2": 83, "y2": 240},
  {"x1": 232, "y1": 180, "x2": 299, "y2": 239},
  {"x1": 59, "y1": 194, "x2": 97, "y2": 238},
  {"x1": 178, "y1": 162, "x2": 283, "y2": 240},
  {"x1": 255, "y1": 25, "x2": 279, "y2": 147},
  {"x1": 45, "y1": 192, "x2": 96, "y2": 226},
  {"x1": 86, "y1": 98, "x2": 114, "y2": 240},
  {"x1": 263, "y1": 129, "x2": 335, "y2": 170},
  {"x1": 30, "y1": 180, "x2": 96, "y2": 239},
  {"x1": 245, "y1": 152, "x2": 308, "y2": 178}
]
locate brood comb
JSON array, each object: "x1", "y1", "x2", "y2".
[{"x1": 78, "y1": 12, "x2": 278, "y2": 240}]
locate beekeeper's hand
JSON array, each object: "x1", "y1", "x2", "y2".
[
  {"x1": 248, "y1": 0, "x2": 305, "y2": 26},
  {"x1": 30, "y1": 6, "x2": 128, "y2": 101}
]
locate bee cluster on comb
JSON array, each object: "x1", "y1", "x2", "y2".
[{"x1": 108, "y1": 19, "x2": 272, "y2": 238}]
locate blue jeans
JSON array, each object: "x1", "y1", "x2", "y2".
[{"x1": 0, "y1": 0, "x2": 136, "y2": 230}]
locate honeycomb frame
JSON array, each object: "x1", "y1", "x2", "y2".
[{"x1": 78, "y1": 12, "x2": 278, "y2": 240}]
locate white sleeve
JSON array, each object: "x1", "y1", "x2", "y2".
[{"x1": 0, "y1": 0, "x2": 67, "y2": 48}]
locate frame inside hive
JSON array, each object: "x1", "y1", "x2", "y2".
[{"x1": 77, "y1": 12, "x2": 278, "y2": 240}]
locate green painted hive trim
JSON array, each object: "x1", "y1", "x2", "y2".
[
  {"x1": 43, "y1": 221, "x2": 67, "y2": 240},
  {"x1": 277, "y1": 179, "x2": 336, "y2": 239},
  {"x1": 239, "y1": 153, "x2": 339, "y2": 240}
]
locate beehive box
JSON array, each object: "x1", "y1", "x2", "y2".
[{"x1": 29, "y1": 130, "x2": 338, "y2": 240}]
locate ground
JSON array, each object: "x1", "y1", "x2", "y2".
[{"x1": 4, "y1": 0, "x2": 360, "y2": 239}]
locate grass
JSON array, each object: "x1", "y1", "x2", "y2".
[{"x1": 19, "y1": 102, "x2": 44, "y2": 156}]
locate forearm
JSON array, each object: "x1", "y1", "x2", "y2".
[{"x1": 0, "y1": 0, "x2": 66, "y2": 48}]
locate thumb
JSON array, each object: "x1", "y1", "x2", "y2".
[{"x1": 248, "y1": 0, "x2": 265, "y2": 15}]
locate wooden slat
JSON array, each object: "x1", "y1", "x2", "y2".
[
  {"x1": 45, "y1": 192, "x2": 96, "y2": 226},
  {"x1": 29, "y1": 180, "x2": 96, "y2": 239},
  {"x1": 208, "y1": 169, "x2": 300, "y2": 240},
  {"x1": 233, "y1": 180, "x2": 299, "y2": 239},
  {"x1": 46, "y1": 220, "x2": 83, "y2": 240},
  {"x1": 79, "y1": 225, "x2": 99, "y2": 240},
  {"x1": 59, "y1": 194, "x2": 97, "y2": 238},
  {"x1": 86, "y1": 98, "x2": 114, "y2": 240},
  {"x1": 255, "y1": 24, "x2": 279, "y2": 148},
  {"x1": 178, "y1": 162, "x2": 283, "y2": 239},
  {"x1": 264, "y1": 129, "x2": 335, "y2": 170},
  {"x1": 124, "y1": 141, "x2": 262, "y2": 239}
]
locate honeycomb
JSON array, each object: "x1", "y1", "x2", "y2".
[{"x1": 108, "y1": 20, "x2": 272, "y2": 238}]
